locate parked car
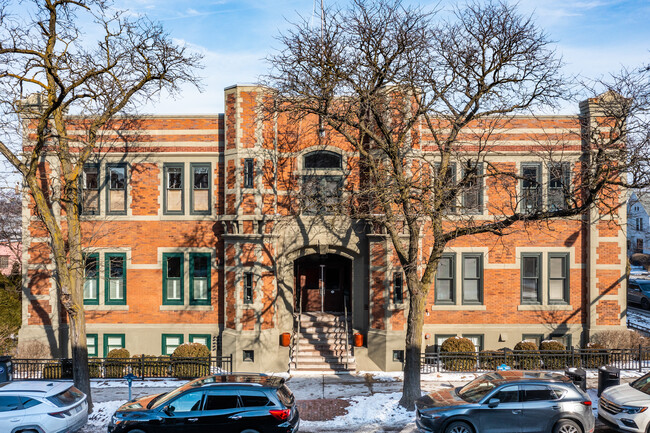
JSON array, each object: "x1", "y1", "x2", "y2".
[
  {"x1": 108, "y1": 373, "x2": 299, "y2": 433},
  {"x1": 0, "y1": 380, "x2": 87, "y2": 433},
  {"x1": 415, "y1": 371, "x2": 594, "y2": 433},
  {"x1": 628, "y1": 279, "x2": 650, "y2": 309},
  {"x1": 598, "y1": 370, "x2": 650, "y2": 432}
]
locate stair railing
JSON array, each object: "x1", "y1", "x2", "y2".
[
  {"x1": 343, "y1": 294, "x2": 350, "y2": 370},
  {"x1": 293, "y1": 296, "x2": 303, "y2": 371}
]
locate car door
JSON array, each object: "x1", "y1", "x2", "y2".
[
  {"x1": 0, "y1": 395, "x2": 26, "y2": 431},
  {"x1": 477, "y1": 385, "x2": 522, "y2": 433},
  {"x1": 194, "y1": 389, "x2": 242, "y2": 432},
  {"x1": 520, "y1": 385, "x2": 558, "y2": 433},
  {"x1": 236, "y1": 389, "x2": 274, "y2": 431},
  {"x1": 156, "y1": 390, "x2": 205, "y2": 433},
  {"x1": 629, "y1": 282, "x2": 642, "y2": 304}
]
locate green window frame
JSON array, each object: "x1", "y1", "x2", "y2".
[
  {"x1": 435, "y1": 253, "x2": 455, "y2": 304},
  {"x1": 189, "y1": 334, "x2": 211, "y2": 351},
  {"x1": 162, "y1": 334, "x2": 184, "y2": 356},
  {"x1": 189, "y1": 253, "x2": 211, "y2": 305},
  {"x1": 163, "y1": 253, "x2": 184, "y2": 305},
  {"x1": 87, "y1": 334, "x2": 98, "y2": 357},
  {"x1": 81, "y1": 164, "x2": 100, "y2": 215},
  {"x1": 548, "y1": 253, "x2": 570, "y2": 304},
  {"x1": 190, "y1": 163, "x2": 211, "y2": 215},
  {"x1": 435, "y1": 334, "x2": 456, "y2": 350},
  {"x1": 83, "y1": 253, "x2": 100, "y2": 305},
  {"x1": 106, "y1": 163, "x2": 127, "y2": 215},
  {"x1": 462, "y1": 253, "x2": 483, "y2": 305},
  {"x1": 549, "y1": 334, "x2": 572, "y2": 348},
  {"x1": 462, "y1": 334, "x2": 484, "y2": 351},
  {"x1": 164, "y1": 163, "x2": 185, "y2": 215},
  {"x1": 103, "y1": 334, "x2": 125, "y2": 357},
  {"x1": 105, "y1": 253, "x2": 126, "y2": 305},
  {"x1": 521, "y1": 253, "x2": 542, "y2": 304}
]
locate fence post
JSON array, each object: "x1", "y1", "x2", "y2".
[
  {"x1": 640, "y1": 345, "x2": 643, "y2": 372},
  {"x1": 571, "y1": 347, "x2": 574, "y2": 368},
  {"x1": 436, "y1": 346, "x2": 440, "y2": 373},
  {"x1": 141, "y1": 354, "x2": 145, "y2": 380},
  {"x1": 503, "y1": 347, "x2": 507, "y2": 365}
]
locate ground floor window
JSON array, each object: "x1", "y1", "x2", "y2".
[
  {"x1": 162, "y1": 334, "x2": 184, "y2": 355},
  {"x1": 103, "y1": 334, "x2": 125, "y2": 356},
  {"x1": 462, "y1": 334, "x2": 484, "y2": 351},
  {"x1": 87, "y1": 334, "x2": 98, "y2": 357},
  {"x1": 189, "y1": 334, "x2": 211, "y2": 351}
]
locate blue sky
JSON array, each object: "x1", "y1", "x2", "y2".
[{"x1": 115, "y1": 0, "x2": 650, "y2": 114}]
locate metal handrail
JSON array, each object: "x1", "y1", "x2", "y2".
[
  {"x1": 293, "y1": 295, "x2": 303, "y2": 371},
  {"x1": 343, "y1": 295, "x2": 350, "y2": 370}
]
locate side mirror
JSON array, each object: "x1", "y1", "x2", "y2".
[
  {"x1": 488, "y1": 398, "x2": 500, "y2": 408},
  {"x1": 163, "y1": 405, "x2": 174, "y2": 416}
]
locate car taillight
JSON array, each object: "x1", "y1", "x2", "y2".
[
  {"x1": 581, "y1": 401, "x2": 592, "y2": 406},
  {"x1": 48, "y1": 409, "x2": 70, "y2": 418},
  {"x1": 269, "y1": 408, "x2": 291, "y2": 421}
]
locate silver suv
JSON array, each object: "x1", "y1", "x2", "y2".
[{"x1": 415, "y1": 371, "x2": 594, "y2": 433}]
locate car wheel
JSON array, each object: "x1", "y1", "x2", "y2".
[
  {"x1": 240, "y1": 430, "x2": 260, "y2": 433},
  {"x1": 127, "y1": 430, "x2": 146, "y2": 433},
  {"x1": 642, "y1": 298, "x2": 650, "y2": 310},
  {"x1": 553, "y1": 419, "x2": 582, "y2": 433},
  {"x1": 444, "y1": 421, "x2": 473, "y2": 433}
]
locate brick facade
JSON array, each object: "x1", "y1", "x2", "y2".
[{"x1": 18, "y1": 85, "x2": 627, "y2": 371}]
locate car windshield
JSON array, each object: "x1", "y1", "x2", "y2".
[
  {"x1": 637, "y1": 281, "x2": 650, "y2": 292},
  {"x1": 630, "y1": 373, "x2": 650, "y2": 395},
  {"x1": 457, "y1": 373, "x2": 502, "y2": 403},
  {"x1": 150, "y1": 377, "x2": 212, "y2": 409},
  {"x1": 46, "y1": 386, "x2": 84, "y2": 407}
]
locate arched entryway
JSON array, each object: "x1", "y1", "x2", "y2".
[{"x1": 294, "y1": 253, "x2": 351, "y2": 313}]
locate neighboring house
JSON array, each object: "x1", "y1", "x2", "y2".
[
  {"x1": 0, "y1": 242, "x2": 20, "y2": 276},
  {"x1": 18, "y1": 86, "x2": 628, "y2": 372},
  {"x1": 628, "y1": 191, "x2": 650, "y2": 256}
]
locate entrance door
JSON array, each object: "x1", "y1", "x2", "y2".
[{"x1": 294, "y1": 254, "x2": 351, "y2": 313}]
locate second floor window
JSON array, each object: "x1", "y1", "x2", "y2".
[
  {"x1": 636, "y1": 218, "x2": 644, "y2": 231},
  {"x1": 548, "y1": 163, "x2": 571, "y2": 211},
  {"x1": 393, "y1": 271, "x2": 404, "y2": 304},
  {"x1": 244, "y1": 158, "x2": 254, "y2": 188},
  {"x1": 435, "y1": 254, "x2": 455, "y2": 304},
  {"x1": 107, "y1": 164, "x2": 127, "y2": 214},
  {"x1": 244, "y1": 272, "x2": 253, "y2": 304},
  {"x1": 462, "y1": 253, "x2": 483, "y2": 304},
  {"x1": 190, "y1": 253, "x2": 210, "y2": 305},
  {"x1": 82, "y1": 165, "x2": 99, "y2": 215},
  {"x1": 302, "y1": 151, "x2": 343, "y2": 215},
  {"x1": 163, "y1": 253, "x2": 184, "y2": 305},
  {"x1": 462, "y1": 163, "x2": 483, "y2": 214},
  {"x1": 521, "y1": 163, "x2": 541, "y2": 214},
  {"x1": 164, "y1": 164, "x2": 184, "y2": 214},
  {"x1": 521, "y1": 253, "x2": 541, "y2": 304}
]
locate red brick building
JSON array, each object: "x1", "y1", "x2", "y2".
[{"x1": 19, "y1": 85, "x2": 627, "y2": 372}]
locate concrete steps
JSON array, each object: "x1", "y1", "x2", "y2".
[{"x1": 291, "y1": 312, "x2": 355, "y2": 372}]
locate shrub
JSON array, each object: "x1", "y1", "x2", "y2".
[
  {"x1": 591, "y1": 329, "x2": 649, "y2": 350},
  {"x1": 440, "y1": 337, "x2": 476, "y2": 372},
  {"x1": 479, "y1": 348, "x2": 515, "y2": 370},
  {"x1": 582, "y1": 342, "x2": 609, "y2": 368},
  {"x1": 540, "y1": 340, "x2": 567, "y2": 369},
  {"x1": 105, "y1": 348, "x2": 130, "y2": 378},
  {"x1": 131, "y1": 354, "x2": 171, "y2": 378},
  {"x1": 171, "y1": 343, "x2": 210, "y2": 378},
  {"x1": 514, "y1": 340, "x2": 540, "y2": 370}
]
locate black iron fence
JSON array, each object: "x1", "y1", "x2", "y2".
[
  {"x1": 421, "y1": 347, "x2": 650, "y2": 373},
  {"x1": 11, "y1": 355, "x2": 232, "y2": 380}
]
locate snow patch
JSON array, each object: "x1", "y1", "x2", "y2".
[{"x1": 87, "y1": 400, "x2": 124, "y2": 427}]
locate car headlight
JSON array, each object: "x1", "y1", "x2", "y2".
[
  {"x1": 110, "y1": 415, "x2": 123, "y2": 425},
  {"x1": 621, "y1": 406, "x2": 648, "y2": 414}
]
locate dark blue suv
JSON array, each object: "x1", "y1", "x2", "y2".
[{"x1": 108, "y1": 374, "x2": 299, "y2": 433}]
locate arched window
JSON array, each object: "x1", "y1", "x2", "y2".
[{"x1": 304, "y1": 151, "x2": 342, "y2": 169}]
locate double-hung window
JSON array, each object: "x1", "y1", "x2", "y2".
[
  {"x1": 82, "y1": 165, "x2": 99, "y2": 215},
  {"x1": 189, "y1": 334, "x2": 211, "y2": 350},
  {"x1": 548, "y1": 163, "x2": 571, "y2": 211},
  {"x1": 162, "y1": 334, "x2": 183, "y2": 356},
  {"x1": 244, "y1": 158, "x2": 255, "y2": 188},
  {"x1": 548, "y1": 253, "x2": 569, "y2": 304},
  {"x1": 105, "y1": 253, "x2": 126, "y2": 305},
  {"x1": 191, "y1": 163, "x2": 210, "y2": 214},
  {"x1": 435, "y1": 253, "x2": 455, "y2": 304},
  {"x1": 302, "y1": 151, "x2": 343, "y2": 215},
  {"x1": 164, "y1": 163, "x2": 184, "y2": 214},
  {"x1": 462, "y1": 163, "x2": 483, "y2": 214},
  {"x1": 107, "y1": 164, "x2": 127, "y2": 215},
  {"x1": 163, "y1": 253, "x2": 184, "y2": 305},
  {"x1": 244, "y1": 272, "x2": 254, "y2": 304},
  {"x1": 103, "y1": 334, "x2": 125, "y2": 356},
  {"x1": 393, "y1": 271, "x2": 404, "y2": 304},
  {"x1": 87, "y1": 334, "x2": 98, "y2": 357},
  {"x1": 83, "y1": 253, "x2": 99, "y2": 305},
  {"x1": 637, "y1": 218, "x2": 644, "y2": 231},
  {"x1": 521, "y1": 163, "x2": 541, "y2": 214},
  {"x1": 462, "y1": 253, "x2": 483, "y2": 304},
  {"x1": 190, "y1": 253, "x2": 210, "y2": 305},
  {"x1": 521, "y1": 253, "x2": 542, "y2": 304}
]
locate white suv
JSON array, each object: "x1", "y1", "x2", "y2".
[
  {"x1": 0, "y1": 380, "x2": 87, "y2": 433},
  {"x1": 599, "y1": 372, "x2": 650, "y2": 432}
]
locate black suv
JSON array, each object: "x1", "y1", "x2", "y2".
[{"x1": 107, "y1": 374, "x2": 299, "y2": 433}]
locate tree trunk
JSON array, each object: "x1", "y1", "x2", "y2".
[
  {"x1": 399, "y1": 284, "x2": 426, "y2": 410},
  {"x1": 68, "y1": 309, "x2": 92, "y2": 411}
]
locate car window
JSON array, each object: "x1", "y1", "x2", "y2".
[
  {"x1": 458, "y1": 377, "x2": 498, "y2": 403},
  {"x1": 169, "y1": 391, "x2": 204, "y2": 413},
  {"x1": 277, "y1": 384, "x2": 295, "y2": 407},
  {"x1": 522, "y1": 385, "x2": 553, "y2": 401},
  {"x1": 20, "y1": 397, "x2": 43, "y2": 409},
  {"x1": 203, "y1": 391, "x2": 239, "y2": 411},
  {"x1": 493, "y1": 385, "x2": 519, "y2": 403},
  {"x1": 46, "y1": 386, "x2": 84, "y2": 407},
  {"x1": 630, "y1": 373, "x2": 650, "y2": 395},
  {"x1": 631, "y1": 284, "x2": 641, "y2": 291},
  {"x1": 0, "y1": 396, "x2": 22, "y2": 412},
  {"x1": 548, "y1": 387, "x2": 566, "y2": 400},
  {"x1": 240, "y1": 390, "x2": 271, "y2": 407}
]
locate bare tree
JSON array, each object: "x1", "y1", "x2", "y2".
[
  {"x1": 265, "y1": 0, "x2": 650, "y2": 408},
  {"x1": 0, "y1": 0, "x2": 202, "y2": 409}
]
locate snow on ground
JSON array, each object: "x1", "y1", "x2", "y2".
[
  {"x1": 628, "y1": 309, "x2": 650, "y2": 330},
  {"x1": 587, "y1": 389, "x2": 599, "y2": 418},
  {"x1": 86, "y1": 400, "x2": 124, "y2": 428},
  {"x1": 91, "y1": 378, "x2": 184, "y2": 388}
]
